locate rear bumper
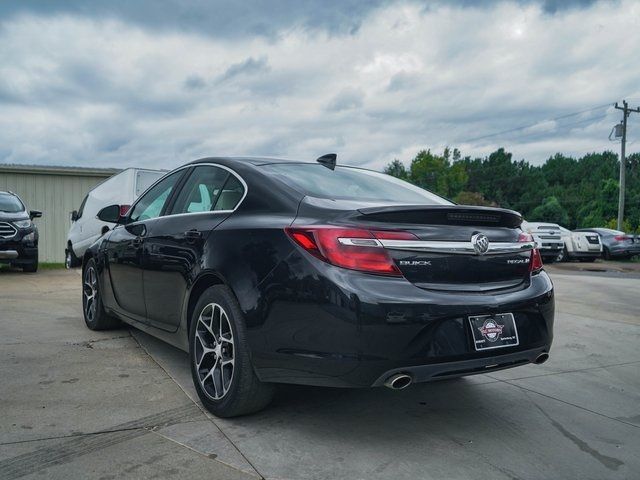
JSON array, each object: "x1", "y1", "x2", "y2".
[
  {"x1": 608, "y1": 244, "x2": 640, "y2": 257},
  {"x1": 568, "y1": 250, "x2": 600, "y2": 258},
  {"x1": 251, "y1": 254, "x2": 554, "y2": 388},
  {"x1": 371, "y1": 347, "x2": 547, "y2": 386},
  {"x1": 538, "y1": 242, "x2": 563, "y2": 259}
]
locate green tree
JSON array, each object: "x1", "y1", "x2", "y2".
[
  {"x1": 454, "y1": 191, "x2": 495, "y2": 206},
  {"x1": 409, "y1": 149, "x2": 450, "y2": 197},
  {"x1": 384, "y1": 159, "x2": 408, "y2": 180},
  {"x1": 529, "y1": 196, "x2": 569, "y2": 225},
  {"x1": 382, "y1": 147, "x2": 640, "y2": 230}
]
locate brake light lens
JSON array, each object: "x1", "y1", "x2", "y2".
[
  {"x1": 614, "y1": 235, "x2": 627, "y2": 242},
  {"x1": 286, "y1": 226, "x2": 417, "y2": 276},
  {"x1": 519, "y1": 232, "x2": 543, "y2": 273},
  {"x1": 119, "y1": 204, "x2": 131, "y2": 217}
]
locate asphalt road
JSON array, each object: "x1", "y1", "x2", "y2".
[{"x1": 1, "y1": 266, "x2": 639, "y2": 479}]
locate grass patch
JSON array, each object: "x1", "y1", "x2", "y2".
[{"x1": 39, "y1": 262, "x2": 66, "y2": 270}]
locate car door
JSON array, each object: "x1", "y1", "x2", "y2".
[
  {"x1": 142, "y1": 165, "x2": 245, "y2": 331},
  {"x1": 105, "y1": 170, "x2": 185, "y2": 321}
]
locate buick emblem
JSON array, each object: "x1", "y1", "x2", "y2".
[{"x1": 471, "y1": 233, "x2": 490, "y2": 255}]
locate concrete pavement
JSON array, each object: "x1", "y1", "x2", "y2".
[{"x1": 1, "y1": 266, "x2": 639, "y2": 479}]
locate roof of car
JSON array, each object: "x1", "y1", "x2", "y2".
[{"x1": 189, "y1": 156, "x2": 314, "y2": 167}]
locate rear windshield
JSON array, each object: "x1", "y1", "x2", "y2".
[
  {"x1": 0, "y1": 193, "x2": 24, "y2": 213},
  {"x1": 261, "y1": 164, "x2": 451, "y2": 204}
]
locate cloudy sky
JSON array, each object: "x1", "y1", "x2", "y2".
[{"x1": 1, "y1": 0, "x2": 639, "y2": 171}]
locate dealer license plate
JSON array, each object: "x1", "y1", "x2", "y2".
[{"x1": 469, "y1": 313, "x2": 519, "y2": 351}]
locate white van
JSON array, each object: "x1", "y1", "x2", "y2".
[{"x1": 65, "y1": 168, "x2": 165, "y2": 267}]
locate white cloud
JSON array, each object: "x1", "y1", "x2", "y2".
[{"x1": 0, "y1": 1, "x2": 639, "y2": 172}]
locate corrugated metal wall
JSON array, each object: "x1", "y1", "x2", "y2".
[{"x1": 0, "y1": 168, "x2": 115, "y2": 263}]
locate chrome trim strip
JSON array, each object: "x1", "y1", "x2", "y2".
[
  {"x1": 379, "y1": 239, "x2": 537, "y2": 255},
  {"x1": 123, "y1": 162, "x2": 249, "y2": 224},
  {"x1": 337, "y1": 237, "x2": 383, "y2": 247},
  {"x1": 0, "y1": 250, "x2": 19, "y2": 259}
]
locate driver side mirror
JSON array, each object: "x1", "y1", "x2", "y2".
[
  {"x1": 30, "y1": 210, "x2": 42, "y2": 220},
  {"x1": 70, "y1": 210, "x2": 78, "y2": 222},
  {"x1": 97, "y1": 204, "x2": 122, "y2": 224}
]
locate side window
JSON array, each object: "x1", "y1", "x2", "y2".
[
  {"x1": 169, "y1": 166, "x2": 230, "y2": 215},
  {"x1": 129, "y1": 171, "x2": 182, "y2": 222},
  {"x1": 214, "y1": 175, "x2": 245, "y2": 211},
  {"x1": 77, "y1": 195, "x2": 88, "y2": 219}
]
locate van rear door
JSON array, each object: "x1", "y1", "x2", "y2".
[{"x1": 135, "y1": 170, "x2": 166, "y2": 198}]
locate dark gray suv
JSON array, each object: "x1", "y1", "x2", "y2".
[{"x1": 0, "y1": 191, "x2": 42, "y2": 272}]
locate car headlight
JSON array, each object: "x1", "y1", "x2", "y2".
[
  {"x1": 14, "y1": 219, "x2": 32, "y2": 228},
  {"x1": 22, "y1": 231, "x2": 36, "y2": 242}
]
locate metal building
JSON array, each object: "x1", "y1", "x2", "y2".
[{"x1": 0, "y1": 164, "x2": 119, "y2": 263}]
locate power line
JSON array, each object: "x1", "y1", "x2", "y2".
[
  {"x1": 461, "y1": 102, "x2": 613, "y2": 144},
  {"x1": 496, "y1": 114, "x2": 609, "y2": 143}
]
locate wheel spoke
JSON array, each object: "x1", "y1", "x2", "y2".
[{"x1": 212, "y1": 359, "x2": 223, "y2": 398}]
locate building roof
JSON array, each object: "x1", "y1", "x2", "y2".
[{"x1": 0, "y1": 163, "x2": 121, "y2": 177}]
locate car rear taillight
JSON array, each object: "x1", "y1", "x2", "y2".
[
  {"x1": 119, "y1": 205, "x2": 131, "y2": 216},
  {"x1": 614, "y1": 234, "x2": 628, "y2": 242},
  {"x1": 519, "y1": 233, "x2": 543, "y2": 273},
  {"x1": 286, "y1": 226, "x2": 417, "y2": 276}
]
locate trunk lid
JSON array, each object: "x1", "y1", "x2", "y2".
[
  {"x1": 296, "y1": 200, "x2": 534, "y2": 292},
  {"x1": 351, "y1": 205, "x2": 531, "y2": 292}
]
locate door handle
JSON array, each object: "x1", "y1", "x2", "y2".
[{"x1": 185, "y1": 229, "x2": 202, "y2": 239}]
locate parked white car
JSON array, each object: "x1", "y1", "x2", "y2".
[
  {"x1": 558, "y1": 226, "x2": 602, "y2": 262},
  {"x1": 65, "y1": 168, "x2": 165, "y2": 267},
  {"x1": 521, "y1": 221, "x2": 564, "y2": 263},
  {"x1": 523, "y1": 222, "x2": 602, "y2": 263}
]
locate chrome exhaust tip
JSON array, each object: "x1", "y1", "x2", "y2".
[
  {"x1": 384, "y1": 373, "x2": 413, "y2": 390},
  {"x1": 534, "y1": 353, "x2": 549, "y2": 365}
]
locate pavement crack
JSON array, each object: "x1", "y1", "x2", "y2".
[
  {"x1": 532, "y1": 401, "x2": 625, "y2": 471},
  {"x1": 503, "y1": 380, "x2": 640, "y2": 430},
  {"x1": 148, "y1": 429, "x2": 263, "y2": 479},
  {"x1": 70, "y1": 333, "x2": 132, "y2": 349}
]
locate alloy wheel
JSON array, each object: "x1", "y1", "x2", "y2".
[
  {"x1": 83, "y1": 266, "x2": 98, "y2": 322},
  {"x1": 193, "y1": 302, "x2": 235, "y2": 400}
]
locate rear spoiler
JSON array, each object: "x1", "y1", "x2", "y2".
[{"x1": 355, "y1": 205, "x2": 523, "y2": 229}]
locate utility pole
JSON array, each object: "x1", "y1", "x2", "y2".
[{"x1": 614, "y1": 100, "x2": 640, "y2": 231}]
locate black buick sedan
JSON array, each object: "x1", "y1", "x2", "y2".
[{"x1": 82, "y1": 155, "x2": 554, "y2": 417}]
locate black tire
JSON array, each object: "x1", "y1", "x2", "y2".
[
  {"x1": 82, "y1": 258, "x2": 120, "y2": 330},
  {"x1": 555, "y1": 247, "x2": 567, "y2": 263},
  {"x1": 22, "y1": 259, "x2": 38, "y2": 273},
  {"x1": 603, "y1": 247, "x2": 611, "y2": 260},
  {"x1": 65, "y1": 246, "x2": 81, "y2": 269},
  {"x1": 189, "y1": 285, "x2": 275, "y2": 418}
]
